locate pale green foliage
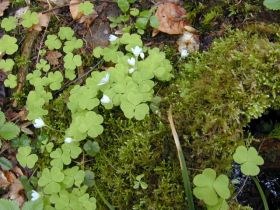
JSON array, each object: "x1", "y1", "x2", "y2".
[
  {"x1": 48, "y1": 71, "x2": 63, "y2": 90},
  {"x1": 45, "y1": 35, "x2": 62, "y2": 50},
  {"x1": 0, "y1": 35, "x2": 18, "y2": 55},
  {"x1": 0, "y1": 157, "x2": 13, "y2": 170},
  {"x1": 233, "y1": 146, "x2": 264, "y2": 176},
  {"x1": 64, "y1": 53, "x2": 82, "y2": 80},
  {"x1": 50, "y1": 142, "x2": 82, "y2": 169},
  {"x1": 0, "y1": 199, "x2": 19, "y2": 210},
  {"x1": 36, "y1": 59, "x2": 50, "y2": 72},
  {"x1": 63, "y1": 37, "x2": 83, "y2": 53},
  {"x1": 263, "y1": 0, "x2": 280, "y2": 10},
  {"x1": 58, "y1": 27, "x2": 74, "y2": 41},
  {"x1": 83, "y1": 140, "x2": 100, "y2": 157},
  {"x1": 1, "y1": 16, "x2": 17, "y2": 31},
  {"x1": 38, "y1": 167, "x2": 65, "y2": 194},
  {"x1": 133, "y1": 174, "x2": 148, "y2": 189},
  {"x1": 63, "y1": 166, "x2": 85, "y2": 188},
  {"x1": 21, "y1": 11, "x2": 39, "y2": 28},
  {"x1": 0, "y1": 111, "x2": 20, "y2": 140},
  {"x1": 0, "y1": 59, "x2": 15, "y2": 72},
  {"x1": 193, "y1": 168, "x2": 230, "y2": 209},
  {"x1": 78, "y1": 1, "x2": 94, "y2": 15},
  {"x1": 4, "y1": 74, "x2": 17, "y2": 88},
  {"x1": 0, "y1": 199, "x2": 43, "y2": 210},
  {"x1": 16, "y1": 146, "x2": 38, "y2": 168}
]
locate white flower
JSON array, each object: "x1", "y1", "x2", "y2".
[
  {"x1": 31, "y1": 190, "x2": 40, "y2": 201},
  {"x1": 108, "y1": 34, "x2": 118, "y2": 42},
  {"x1": 140, "y1": 52, "x2": 145, "y2": 59},
  {"x1": 64, "y1": 137, "x2": 73, "y2": 144},
  {"x1": 131, "y1": 46, "x2": 143, "y2": 57},
  {"x1": 101, "y1": 95, "x2": 111, "y2": 104},
  {"x1": 33, "y1": 118, "x2": 45, "y2": 128},
  {"x1": 98, "y1": 72, "x2": 110, "y2": 86},
  {"x1": 128, "y1": 68, "x2": 135, "y2": 74},
  {"x1": 127, "y1": 57, "x2": 136, "y2": 66},
  {"x1": 180, "y1": 48, "x2": 189, "y2": 58}
]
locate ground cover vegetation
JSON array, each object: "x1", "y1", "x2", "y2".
[{"x1": 0, "y1": 0, "x2": 279, "y2": 209}]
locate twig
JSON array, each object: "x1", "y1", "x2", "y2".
[
  {"x1": 232, "y1": 176, "x2": 249, "y2": 201},
  {"x1": 36, "y1": 27, "x2": 48, "y2": 64}
]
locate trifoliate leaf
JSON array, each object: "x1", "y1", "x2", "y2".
[
  {"x1": 58, "y1": 27, "x2": 74, "y2": 40},
  {"x1": 233, "y1": 146, "x2": 264, "y2": 176},
  {"x1": 64, "y1": 53, "x2": 82, "y2": 70},
  {"x1": 1, "y1": 16, "x2": 17, "y2": 31},
  {"x1": 36, "y1": 59, "x2": 50, "y2": 72},
  {"x1": 0, "y1": 122, "x2": 20, "y2": 140},
  {"x1": 22, "y1": 11, "x2": 39, "y2": 28},
  {"x1": 79, "y1": 1, "x2": 94, "y2": 15},
  {"x1": 0, "y1": 199, "x2": 19, "y2": 210},
  {"x1": 0, "y1": 59, "x2": 15, "y2": 72},
  {"x1": 16, "y1": 146, "x2": 38, "y2": 168},
  {"x1": 63, "y1": 37, "x2": 83, "y2": 53},
  {"x1": 45, "y1": 35, "x2": 62, "y2": 50},
  {"x1": 47, "y1": 71, "x2": 63, "y2": 90},
  {"x1": 4, "y1": 74, "x2": 17, "y2": 88},
  {"x1": 0, "y1": 35, "x2": 18, "y2": 55},
  {"x1": 0, "y1": 157, "x2": 12, "y2": 170},
  {"x1": 263, "y1": 0, "x2": 280, "y2": 10},
  {"x1": 83, "y1": 140, "x2": 100, "y2": 157},
  {"x1": 22, "y1": 199, "x2": 43, "y2": 210}
]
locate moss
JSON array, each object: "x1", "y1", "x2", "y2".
[
  {"x1": 167, "y1": 28, "x2": 280, "y2": 172},
  {"x1": 90, "y1": 114, "x2": 187, "y2": 209}
]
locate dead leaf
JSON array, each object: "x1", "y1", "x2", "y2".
[
  {"x1": 14, "y1": 6, "x2": 29, "y2": 19},
  {"x1": 0, "y1": 0, "x2": 10, "y2": 17},
  {"x1": 5, "y1": 178, "x2": 25, "y2": 206},
  {"x1": 0, "y1": 170, "x2": 11, "y2": 189},
  {"x1": 177, "y1": 29, "x2": 199, "y2": 57},
  {"x1": 33, "y1": 13, "x2": 50, "y2": 31},
  {"x1": 70, "y1": 0, "x2": 82, "y2": 20},
  {"x1": 153, "y1": 2, "x2": 187, "y2": 36},
  {"x1": 46, "y1": 51, "x2": 62, "y2": 65}
]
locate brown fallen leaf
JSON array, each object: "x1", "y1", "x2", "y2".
[
  {"x1": 46, "y1": 50, "x2": 62, "y2": 65},
  {"x1": 153, "y1": 2, "x2": 187, "y2": 36},
  {"x1": 177, "y1": 26, "x2": 199, "y2": 58},
  {"x1": 0, "y1": 0, "x2": 10, "y2": 17},
  {"x1": 4, "y1": 178, "x2": 25, "y2": 206},
  {"x1": 33, "y1": 13, "x2": 50, "y2": 31},
  {"x1": 70, "y1": 0, "x2": 82, "y2": 20}
]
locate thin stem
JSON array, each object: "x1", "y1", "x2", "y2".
[
  {"x1": 94, "y1": 183, "x2": 115, "y2": 210},
  {"x1": 252, "y1": 176, "x2": 269, "y2": 210},
  {"x1": 167, "y1": 108, "x2": 195, "y2": 210}
]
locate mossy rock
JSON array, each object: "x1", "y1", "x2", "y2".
[{"x1": 170, "y1": 28, "x2": 280, "y2": 171}]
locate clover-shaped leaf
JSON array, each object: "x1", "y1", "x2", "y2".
[
  {"x1": 64, "y1": 53, "x2": 82, "y2": 70},
  {"x1": 193, "y1": 168, "x2": 230, "y2": 206},
  {"x1": 0, "y1": 59, "x2": 15, "y2": 72},
  {"x1": 50, "y1": 148, "x2": 71, "y2": 169},
  {"x1": 63, "y1": 166, "x2": 85, "y2": 188},
  {"x1": 45, "y1": 35, "x2": 62, "y2": 50},
  {"x1": 62, "y1": 142, "x2": 82, "y2": 159},
  {"x1": 58, "y1": 27, "x2": 74, "y2": 40},
  {"x1": 63, "y1": 37, "x2": 83, "y2": 53},
  {"x1": 233, "y1": 146, "x2": 264, "y2": 176},
  {"x1": 16, "y1": 146, "x2": 38, "y2": 168},
  {"x1": 4, "y1": 74, "x2": 17, "y2": 88},
  {"x1": 79, "y1": 1, "x2": 94, "y2": 15},
  {"x1": 0, "y1": 35, "x2": 18, "y2": 55},
  {"x1": 47, "y1": 71, "x2": 63, "y2": 90},
  {"x1": 21, "y1": 11, "x2": 39, "y2": 28},
  {"x1": 1, "y1": 16, "x2": 17, "y2": 32},
  {"x1": 120, "y1": 100, "x2": 149, "y2": 120},
  {"x1": 38, "y1": 167, "x2": 64, "y2": 194},
  {"x1": 36, "y1": 59, "x2": 50, "y2": 72},
  {"x1": 83, "y1": 140, "x2": 100, "y2": 157}
]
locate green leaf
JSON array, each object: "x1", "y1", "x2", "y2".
[
  {"x1": 149, "y1": 15, "x2": 159, "y2": 28},
  {"x1": 264, "y1": 0, "x2": 280, "y2": 10},
  {"x1": 45, "y1": 35, "x2": 62, "y2": 50},
  {"x1": 84, "y1": 170, "x2": 95, "y2": 187},
  {"x1": 16, "y1": 146, "x2": 38, "y2": 168},
  {"x1": 58, "y1": 27, "x2": 74, "y2": 40},
  {"x1": 1, "y1": 16, "x2": 17, "y2": 32},
  {"x1": 4, "y1": 74, "x2": 17, "y2": 88},
  {"x1": 47, "y1": 71, "x2": 63, "y2": 90},
  {"x1": 36, "y1": 59, "x2": 50, "y2": 72},
  {"x1": 11, "y1": 135, "x2": 31, "y2": 148},
  {"x1": 193, "y1": 186, "x2": 218, "y2": 206},
  {"x1": 22, "y1": 199, "x2": 43, "y2": 210},
  {"x1": 0, "y1": 59, "x2": 15, "y2": 72},
  {"x1": 63, "y1": 38, "x2": 83, "y2": 53},
  {"x1": 213, "y1": 175, "x2": 230, "y2": 199},
  {"x1": 0, "y1": 35, "x2": 18, "y2": 55},
  {"x1": 22, "y1": 11, "x2": 39, "y2": 28},
  {"x1": 0, "y1": 199, "x2": 20, "y2": 210},
  {"x1": 130, "y1": 8, "x2": 139, "y2": 16},
  {"x1": 0, "y1": 122, "x2": 20, "y2": 140},
  {"x1": 64, "y1": 53, "x2": 82, "y2": 70},
  {"x1": 0, "y1": 157, "x2": 12, "y2": 170},
  {"x1": 83, "y1": 140, "x2": 100, "y2": 157},
  {"x1": 117, "y1": 0, "x2": 130, "y2": 12},
  {"x1": 79, "y1": 1, "x2": 94, "y2": 15},
  {"x1": 233, "y1": 146, "x2": 264, "y2": 176}
]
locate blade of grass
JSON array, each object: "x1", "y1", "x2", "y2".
[
  {"x1": 167, "y1": 107, "x2": 195, "y2": 210},
  {"x1": 252, "y1": 176, "x2": 269, "y2": 210}
]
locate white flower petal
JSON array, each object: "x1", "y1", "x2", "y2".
[
  {"x1": 64, "y1": 137, "x2": 73, "y2": 144},
  {"x1": 131, "y1": 46, "x2": 143, "y2": 57},
  {"x1": 128, "y1": 68, "x2": 135, "y2": 74},
  {"x1": 140, "y1": 52, "x2": 145, "y2": 59},
  {"x1": 97, "y1": 73, "x2": 110, "y2": 86},
  {"x1": 101, "y1": 95, "x2": 111, "y2": 104},
  {"x1": 180, "y1": 48, "x2": 189, "y2": 58},
  {"x1": 31, "y1": 190, "x2": 40, "y2": 201},
  {"x1": 33, "y1": 118, "x2": 45, "y2": 128},
  {"x1": 108, "y1": 34, "x2": 118, "y2": 42},
  {"x1": 127, "y1": 57, "x2": 136, "y2": 66}
]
